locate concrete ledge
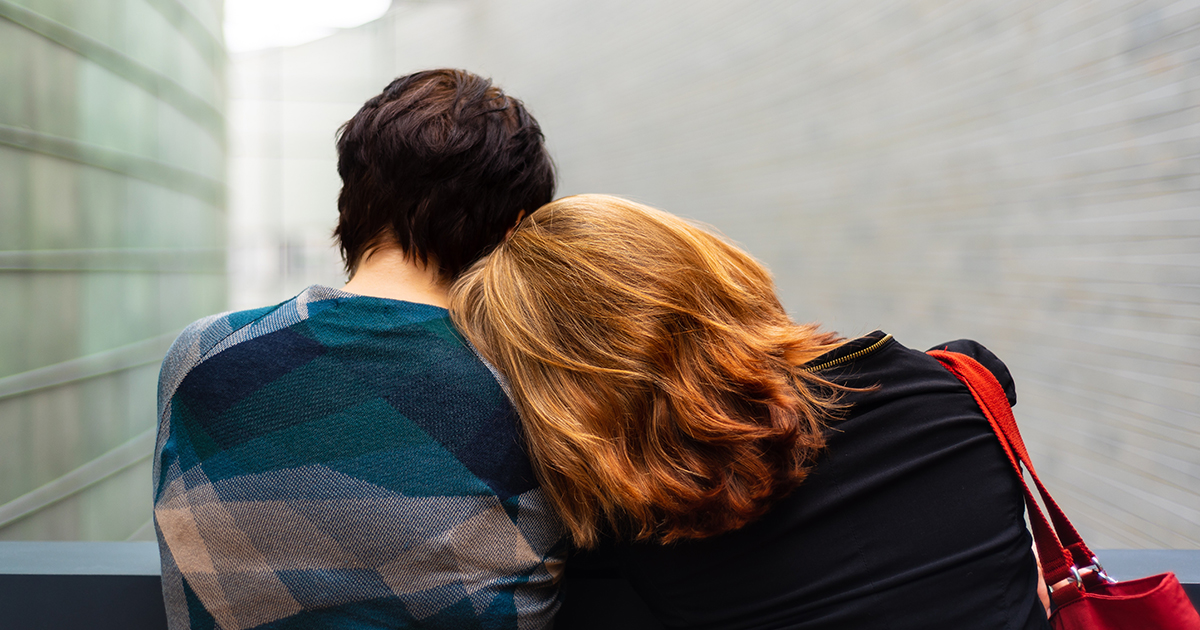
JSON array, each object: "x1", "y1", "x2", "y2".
[
  {"x1": 0, "y1": 540, "x2": 161, "y2": 575},
  {"x1": 1094, "y1": 549, "x2": 1200, "y2": 585},
  {"x1": 0, "y1": 543, "x2": 1196, "y2": 630}
]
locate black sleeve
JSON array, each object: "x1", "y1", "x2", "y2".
[
  {"x1": 927, "y1": 339, "x2": 1017, "y2": 407},
  {"x1": 563, "y1": 541, "x2": 624, "y2": 578}
]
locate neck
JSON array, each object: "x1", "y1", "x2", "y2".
[{"x1": 341, "y1": 246, "x2": 450, "y2": 308}]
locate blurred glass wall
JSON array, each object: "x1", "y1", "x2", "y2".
[
  {"x1": 0, "y1": 0, "x2": 226, "y2": 540},
  {"x1": 232, "y1": 0, "x2": 1199, "y2": 548}
]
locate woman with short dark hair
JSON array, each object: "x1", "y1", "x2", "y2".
[{"x1": 154, "y1": 70, "x2": 562, "y2": 630}]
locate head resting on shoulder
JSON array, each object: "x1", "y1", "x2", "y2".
[
  {"x1": 335, "y1": 69, "x2": 556, "y2": 283},
  {"x1": 450, "y1": 194, "x2": 843, "y2": 548}
]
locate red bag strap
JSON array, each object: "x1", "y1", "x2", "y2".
[{"x1": 928, "y1": 350, "x2": 1094, "y2": 604}]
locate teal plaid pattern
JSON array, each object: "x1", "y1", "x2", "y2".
[{"x1": 153, "y1": 286, "x2": 563, "y2": 630}]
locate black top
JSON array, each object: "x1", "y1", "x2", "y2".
[{"x1": 564, "y1": 332, "x2": 1049, "y2": 630}]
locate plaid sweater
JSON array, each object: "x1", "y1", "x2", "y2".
[{"x1": 153, "y1": 285, "x2": 563, "y2": 630}]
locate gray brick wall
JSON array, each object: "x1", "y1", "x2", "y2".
[{"x1": 234, "y1": 0, "x2": 1200, "y2": 547}]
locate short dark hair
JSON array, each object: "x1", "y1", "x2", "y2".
[{"x1": 334, "y1": 69, "x2": 556, "y2": 281}]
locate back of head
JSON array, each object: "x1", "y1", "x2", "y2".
[
  {"x1": 450, "y1": 194, "x2": 842, "y2": 548},
  {"x1": 335, "y1": 69, "x2": 556, "y2": 282}
]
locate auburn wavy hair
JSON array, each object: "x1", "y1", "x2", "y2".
[{"x1": 450, "y1": 195, "x2": 844, "y2": 548}]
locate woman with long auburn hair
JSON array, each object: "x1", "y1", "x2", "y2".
[{"x1": 450, "y1": 195, "x2": 1049, "y2": 629}]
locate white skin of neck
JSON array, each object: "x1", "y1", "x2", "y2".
[
  {"x1": 340, "y1": 211, "x2": 525, "y2": 308},
  {"x1": 341, "y1": 244, "x2": 450, "y2": 308}
]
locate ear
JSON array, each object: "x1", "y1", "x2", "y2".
[{"x1": 505, "y1": 210, "x2": 528, "y2": 241}]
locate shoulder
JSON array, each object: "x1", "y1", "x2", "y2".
[
  {"x1": 156, "y1": 287, "x2": 344, "y2": 415},
  {"x1": 157, "y1": 306, "x2": 266, "y2": 414},
  {"x1": 165, "y1": 305, "x2": 276, "y2": 365},
  {"x1": 926, "y1": 339, "x2": 1017, "y2": 406},
  {"x1": 808, "y1": 332, "x2": 1017, "y2": 407}
]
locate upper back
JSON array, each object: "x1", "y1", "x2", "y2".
[
  {"x1": 570, "y1": 333, "x2": 1047, "y2": 630},
  {"x1": 154, "y1": 285, "x2": 562, "y2": 630}
]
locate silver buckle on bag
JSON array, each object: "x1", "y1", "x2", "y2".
[
  {"x1": 1077, "y1": 556, "x2": 1117, "y2": 585},
  {"x1": 1048, "y1": 556, "x2": 1116, "y2": 595}
]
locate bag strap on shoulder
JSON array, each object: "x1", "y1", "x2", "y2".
[{"x1": 928, "y1": 349, "x2": 1095, "y2": 605}]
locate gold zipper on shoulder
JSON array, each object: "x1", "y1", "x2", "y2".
[{"x1": 802, "y1": 334, "x2": 893, "y2": 372}]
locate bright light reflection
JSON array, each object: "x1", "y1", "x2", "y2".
[{"x1": 224, "y1": 0, "x2": 393, "y2": 52}]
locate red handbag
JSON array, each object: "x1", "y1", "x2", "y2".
[{"x1": 928, "y1": 349, "x2": 1200, "y2": 630}]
